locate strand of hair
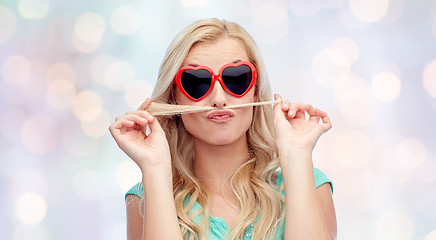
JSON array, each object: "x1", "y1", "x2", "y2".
[{"x1": 146, "y1": 100, "x2": 281, "y2": 116}]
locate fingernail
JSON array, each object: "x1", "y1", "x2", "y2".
[
  {"x1": 283, "y1": 102, "x2": 288, "y2": 108},
  {"x1": 289, "y1": 110, "x2": 294, "y2": 115}
]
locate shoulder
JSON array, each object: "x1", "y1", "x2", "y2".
[
  {"x1": 125, "y1": 182, "x2": 144, "y2": 239},
  {"x1": 125, "y1": 182, "x2": 144, "y2": 201},
  {"x1": 313, "y1": 168, "x2": 333, "y2": 192},
  {"x1": 125, "y1": 193, "x2": 143, "y2": 239}
]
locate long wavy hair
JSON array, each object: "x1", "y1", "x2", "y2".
[{"x1": 144, "y1": 18, "x2": 284, "y2": 240}]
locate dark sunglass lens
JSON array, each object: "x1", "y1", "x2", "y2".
[
  {"x1": 181, "y1": 69, "x2": 211, "y2": 99},
  {"x1": 222, "y1": 65, "x2": 253, "y2": 95}
]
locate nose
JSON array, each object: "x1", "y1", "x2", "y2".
[{"x1": 209, "y1": 80, "x2": 227, "y2": 108}]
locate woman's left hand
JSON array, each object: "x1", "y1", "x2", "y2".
[{"x1": 273, "y1": 94, "x2": 332, "y2": 156}]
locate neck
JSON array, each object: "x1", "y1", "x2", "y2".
[{"x1": 193, "y1": 135, "x2": 250, "y2": 193}]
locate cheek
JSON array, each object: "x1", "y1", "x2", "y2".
[{"x1": 180, "y1": 114, "x2": 200, "y2": 134}]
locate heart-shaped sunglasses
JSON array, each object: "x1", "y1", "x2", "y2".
[{"x1": 174, "y1": 61, "x2": 257, "y2": 101}]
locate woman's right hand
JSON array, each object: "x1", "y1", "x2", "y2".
[{"x1": 109, "y1": 98, "x2": 171, "y2": 171}]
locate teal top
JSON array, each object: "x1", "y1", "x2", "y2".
[{"x1": 125, "y1": 168, "x2": 332, "y2": 240}]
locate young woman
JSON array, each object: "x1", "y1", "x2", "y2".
[{"x1": 109, "y1": 18, "x2": 336, "y2": 240}]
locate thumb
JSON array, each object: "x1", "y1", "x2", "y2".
[{"x1": 146, "y1": 115, "x2": 165, "y2": 135}]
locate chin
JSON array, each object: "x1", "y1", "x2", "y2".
[{"x1": 193, "y1": 129, "x2": 247, "y2": 146}]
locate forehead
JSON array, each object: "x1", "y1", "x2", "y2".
[{"x1": 182, "y1": 37, "x2": 249, "y2": 67}]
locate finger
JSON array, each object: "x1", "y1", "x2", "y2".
[
  {"x1": 289, "y1": 102, "x2": 305, "y2": 119},
  {"x1": 319, "y1": 111, "x2": 332, "y2": 131},
  {"x1": 304, "y1": 104, "x2": 321, "y2": 123},
  {"x1": 110, "y1": 119, "x2": 135, "y2": 130},
  {"x1": 137, "y1": 97, "x2": 153, "y2": 111},
  {"x1": 125, "y1": 110, "x2": 155, "y2": 123},
  {"x1": 109, "y1": 119, "x2": 139, "y2": 140},
  {"x1": 116, "y1": 114, "x2": 149, "y2": 126},
  {"x1": 146, "y1": 114, "x2": 164, "y2": 134},
  {"x1": 282, "y1": 100, "x2": 290, "y2": 112},
  {"x1": 282, "y1": 101, "x2": 295, "y2": 118}
]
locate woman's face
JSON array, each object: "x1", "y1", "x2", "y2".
[{"x1": 175, "y1": 36, "x2": 256, "y2": 147}]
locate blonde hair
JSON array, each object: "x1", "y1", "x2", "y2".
[{"x1": 147, "y1": 18, "x2": 284, "y2": 240}]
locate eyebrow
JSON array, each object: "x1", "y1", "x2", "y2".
[{"x1": 187, "y1": 59, "x2": 243, "y2": 67}]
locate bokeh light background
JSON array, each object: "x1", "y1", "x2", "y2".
[{"x1": 1, "y1": 0, "x2": 436, "y2": 239}]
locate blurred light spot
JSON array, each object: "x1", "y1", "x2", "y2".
[
  {"x1": 72, "y1": 91, "x2": 103, "y2": 121},
  {"x1": 46, "y1": 62, "x2": 76, "y2": 84},
  {"x1": 289, "y1": 0, "x2": 320, "y2": 16},
  {"x1": 0, "y1": 5, "x2": 16, "y2": 43},
  {"x1": 9, "y1": 169, "x2": 47, "y2": 201},
  {"x1": 181, "y1": 0, "x2": 208, "y2": 7},
  {"x1": 312, "y1": 48, "x2": 351, "y2": 88},
  {"x1": 0, "y1": 108, "x2": 27, "y2": 140},
  {"x1": 21, "y1": 115, "x2": 59, "y2": 154},
  {"x1": 61, "y1": 120, "x2": 99, "y2": 156},
  {"x1": 370, "y1": 72, "x2": 401, "y2": 102},
  {"x1": 423, "y1": 60, "x2": 436, "y2": 98},
  {"x1": 74, "y1": 12, "x2": 105, "y2": 42},
  {"x1": 375, "y1": 205, "x2": 414, "y2": 240},
  {"x1": 251, "y1": 4, "x2": 289, "y2": 43},
  {"x1": 124, "y1": 80, "x2": 153, "y2": 109},
  {"x1": 1, "y1": 55, "x2": 31, "y2": 86},
  {"x1": 111, "y1": 6, "x2": 140, "y2": 35},
  {"x1": 46, "y1": 79, "x2": 76, "y2": 109},
  {"x1": 397, "y1": 138, "x2": 427, "y2": 169},
  {"x1": 332, "y1": 129, "x2": 372, "y2": 169},
  {"x1": 72, "y1": 34, "x2": 101, "y2": 53},
  {"x1": 335, "y1": 74, "x2": 378, "y2": 126},
  {"x1": 104, "y1": 61, "x2": 135, "y2": 91},
  {"x1": 12, "y1": 224, "x2": 51, "y2": 240},
  {"x1": 116, "y1": 160, "x2": 141, "y2": 194},
  {"x1": 424, "y1": 229, "x2": 436, "y2": 240},
  {"x1": 15, "y1": 193, "x2": 47, "y2": 224},
  {"x1": 350, "y1": 0, "x2": 389, "y2": 23},
  {"x1": 330, "y1": 37, "x2": 360, "y2": 64},
  {"x1": 18, "y1": 0, "x2": 49, "y2": 19},
  {"x1": 72, "y1": 170, "x2": 103, "y2": 201},
  {"x1": 90, "y1": 54, "x2": 116, "y2": 84},
  {"x1": 81, "y1": 109, "x2": 111, "y2": 138},
  {"x1": 72, "y1": 12, "x2": 104, "y2": 53}
]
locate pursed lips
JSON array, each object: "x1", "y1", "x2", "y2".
[{"x1": 207, "y1": 109, "x2": 235, "y2": 122}]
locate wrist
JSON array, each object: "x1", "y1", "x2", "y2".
[
  {"x1": 278, "y1": 149, "x2": 313, "y2": 169},
  {"x1": 278, "y1": 147, "x2": 312, "y2": 159},
  {"x1": 141, "y1": 163, "x2": 172, "y2": 181}
]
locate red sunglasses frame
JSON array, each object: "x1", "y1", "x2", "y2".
[{"x1": 174, "y1": 61, "x2": 257, "y2": 101}]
